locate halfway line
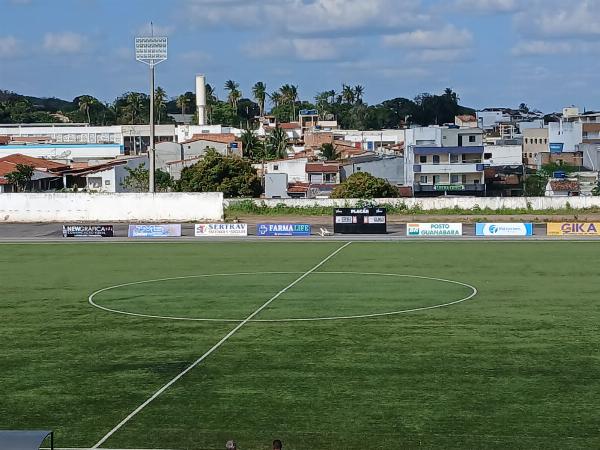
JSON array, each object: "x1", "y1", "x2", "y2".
[{"x1": 91, "y1": 241, "x2": 352, "y2": 449}]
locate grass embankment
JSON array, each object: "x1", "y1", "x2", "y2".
[{"x1": 225, "y1": 199, "x2": 600, "y2": 217}]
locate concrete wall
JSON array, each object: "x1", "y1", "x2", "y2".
[
  {"x1": 225, "y1": 196, "x2": 600, "y2": 210},
  {"x1": 0, "y1": 144, "x2": 124, "y2": 161},
  {"x1": 342, "y1": 157, "x2": 404, "y2": 184},
  {"x1": 0, "y1": 193, "x2": 224, "y2": 222}
]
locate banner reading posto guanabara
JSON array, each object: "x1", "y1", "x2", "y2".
[
  {"x1": 407, "y1": 223, "x2": 462, "y2": 237},
  {"x1": 547, "y1": 223, "x2": 600, "y2": 236}
]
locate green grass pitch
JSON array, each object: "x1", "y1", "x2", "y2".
[{"x1": 1, "y1": 241, "x2": 600, "y2": 449}]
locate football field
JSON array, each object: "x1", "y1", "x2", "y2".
[{"x1": 1, "y1": 241, "x2": 600, "y2": 449}]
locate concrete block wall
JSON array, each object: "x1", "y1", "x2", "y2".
[{"x1": 0, "y1": 193, "x2": 224, "y2": 222}]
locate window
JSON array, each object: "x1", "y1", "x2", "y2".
[
  {"x1": 525, "y1": 138, "x2": 529, "y2": 144},
  {"x1": 419, "y1": 175, "x2": 428, "y2": 184},
  {"x1": 474, "y1": 179, "x2": 480, "y2": 184},
  {"x1": 419, "y1": 155, "x2": 427, "y2": 163},
  {"x1": 104, "y1": 180, "x2": 111, "y2": 186},
  {"x1": 469, "y1": 135, "x2": 476, "y2": 143},
  {"x1": 462, "y1": 174, "x2": 467, "y2": 184},
  {"x1": 451, "y1": 174, "x2": 459, "y2": 183},
  {"x1": 450, "y1": 154, "x2": 459, "y2": 163},
  {"x1": 433, "y1": 175, "x2": 441, "y2": 184},
  {"x1": 324, "y1": 173, "x2": 337, "y2": 183},
  {"x1": 544, "y1": 139, "x2": 548, "y2": 144},
  {"x1": 356, "y1": 166, "x2": 361, "y2": 171},
  {"x1": 433, "y1": 155, "x2": 440, "y2": 164},
  {"x1": 484, "y1": 153, "x2": 492, "y2": 159},
  {"x1": 534, "y1": 138, "x2": 538, "y2": 144},
  {"x1": 273, "y1": 165, "x2": 279, "y2": 170}
]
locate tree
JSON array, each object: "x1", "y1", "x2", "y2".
[
  {"x1": 320, "y1": 143, "x2": 340, "y2": 161},
  {"x1": 78, "y1": 95, "x2": 98, "y2": 124},
  {"x1": 331, "y1": 172, "x2": 399, "y2": 199},
  {"x1": 354, "y1": 85, "x2": 364, "y2": 104},
  {"x1": 224, "y1": 80, "x2": 241, "y2": 110},
  {"x1": 593, "y1": 183, "x2": 600, "y2": 196},
  {"x1": 241, "y1": 129, "x2": 261, "y2": 160},
  {"x1": 267, "y1": 127, "x2": 289, "y2": 159},
  {"x1": 279, "y1": 84, "x2": 298, "y2": 121},
  {"x1": 124, "y1": 92, "x2": 145, "y2": 125},
  {"x1": 519, "y1": 103, "x2": 530, "y2": 114},
  {"x1": 154, "y1": 86, "x2": 167, "y2": 124},
  {"x1": 121, "y1": 163, "x2": 173, "y2": 192},
  {"x1": 342, "y1": 84, "x2": 355, "y2": 105},
  {"x1": 269, "y1": 91, "x2": 282, "y2": 110},
  {"x1": 252, "y1": 82, "x2": 267, "y2": 117},
  {"x1": 178, "y1": 149, "x2": 261, "y2": 197},
  {"x1": 5, "y1": 164, "x2": 34, "y2": 192},
  {"x1": 176, "y1": 94, "x2": 189, "y2": 115}
]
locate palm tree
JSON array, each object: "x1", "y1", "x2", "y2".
[
  {"x1": 241, "y1": 129, "x2": 260, "y2": 160},
  {"x1": 78, "y1": 95, "x2": 97, "y2": 124},
  {"x1": 444, "y1": 87, "x2": 459, "y2": 104},
  {"x1": 224, "y1": 80, "x2": 241, "y2": 109},
  {"x1": 176, "y1": 95, "x2": 189, "y2": 115},
  {"x1": 269, "y1": 91, "x2": 282, "y2": 109},
  {"x1": 354, "y1": 85, "x2": 364, "y2": 104},
  {"x1": 320, "y1": 143, "x2": 340, "y2": 161},
  {"x1": 268, "y1": 127, "x2": 289, "y2": 159},
  {"x1": 126, "y1": 93, "x2": 143, "y2": 125},
  {"x1": 342, "y1": 84, "x2": 355, "y2": 105},
  {"x1": 205, "y1": 83, "x2": 218, "y2": 124},
  {"x1": 279, "y1": 84, "x2": 298, "y2": 121},
  {"x1": 154, "y1": 86, "x2": 167, "y2": 124},
  {"x1": 252, "y1": 82, "x2": 267, "y2": 117}
]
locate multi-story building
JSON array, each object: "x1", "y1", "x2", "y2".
[
  {"x1": 404, "y1": 126, "x2": 485, "y2": 197},
  {"x1": 523, "y1": 128, "x2": 549, "y2": 168}
]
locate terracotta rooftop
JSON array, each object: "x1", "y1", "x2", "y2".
[
  {"x1": 183, "y1": 133, "x2": 241, "y2": 145},
  {"x1": 279, "y1": 122, "x2": 301, "y2": 130},
  {"x1": 287, "y1": 182, "x2": 310, "y2": 194},
  {"x1": 0, "y1": 154, "x2": 69, "y2": 171},
  {"x1": 0, "y1": 135, "x2": 10, "y2": 145},
  {"x1": 550, "y1": 180, "x2": 580, "y2": 192},
  {"x1": 456, "y1": 115, "x2": 477, "y2": 122},
  {"x1": 306, "y1": 162, "x2": 340, "y2": 173}
]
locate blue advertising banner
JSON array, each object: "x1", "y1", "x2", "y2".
[
  {"x1": 476, "y1": 223, "x2": 533, "y2": 236},
  {"x1": 257, "y1": 223, "x2": 311, "y2": 237},
  {"x1": 128, "y1": 224, "x2": 182, "y2": 238}
]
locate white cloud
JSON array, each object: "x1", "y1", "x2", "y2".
[
  {"x1": 515, "y1": 0, "x2": 600, "y2": 39},
  {"x1": 245, "y1": 37, "x2": 355, "y2": 61},
  {"x1": 383, "y1": 25, "x2": 473, "y2": 49},
  {"x1": 0, "y1": 36, "x2": 21, "y2": 58},
  {"x1": 184, "y1": 0, "x2": 429, "y2": 35},
  {"x1": 43, "y1": 32, "x2": 88, "y2": 54},
  {"x1": 452, "y1": 0, "x2": 520, "y2": 13},
  {"x1": 511, "y1": 40, "x2": 573, "y2": 56},
  {"x1": 407, "y1": 48, "x2": 471, "y2": 63}
]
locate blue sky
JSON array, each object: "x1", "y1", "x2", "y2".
[{"x1": 1, "y1": 0, "x2": 599, "y2": 112}]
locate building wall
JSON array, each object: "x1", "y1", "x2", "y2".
[
  {"x1": 582, "y1": 143, "x2": 600, "y2": 171},
  {"x1": 483, "y1": 145, "x2": 523, "y2": 166},
  {"x1": 85, "y1": 156, "x2": 149, "y2": 193},
  {"x1": 0, "y1": 192, "x2": 224, "y2": 222},
  {"x1": 264, "y1": 158, "x2": 308, "y2": 183},
  {"x1": 523, "y1": 128, "x2": 549, "y2": 167},
  {"x1": 264, "y1": 173, "x2": 290, "y2": 199},
  {"x1": 548, "y1": 121, "x2": 583, "y2": 152},
  {"x1": 342, "y1": 157, "x2": 404, "y2": 184},
  {"x1": 0, "y1": 144, "x2": 124, "y2": 161},
  {"x1": 0, "y1": 125, "x2": 124, "y2": 144}
]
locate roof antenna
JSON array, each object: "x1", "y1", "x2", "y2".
[{"x1": 151, "y1": 21, "x2": 154, "y2": 37}]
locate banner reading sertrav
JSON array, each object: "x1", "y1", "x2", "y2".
[
  {"x1": 407, "y1": 223, "x2": 463, "y2": 237},
  {"x1": 547, "y1": 223, "x2": 600, "y2": 236},
  {"x1": 195, "y1": 223, "x2": 248, "y2": 237}
]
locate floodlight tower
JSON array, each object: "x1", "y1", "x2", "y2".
[{"x1": 135, "y1": 30, "x2": 168, "y2": 193}]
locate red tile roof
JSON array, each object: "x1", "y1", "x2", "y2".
[
  {"x1": 456, "y1": 115, "x2": 476, "y2": 122},
  {"x1": 287, "y1": 182, "x2": 310, "y2": 193},
  {"x1": 183, "y1": 133, "x2": 241, "y2": 145},
  {"x1": 550, "y1": 180, "x2": 580, "y2": 192},
  {"x1": 0, "y1": 135, "x2": 10, "y2": 145},
  {"x1": 0, "y1": 154, "x2": 69, "y2": 171},
  {"x1": 279, "y1": 122, "x2": 301, "y2": 130},
  {"x1": 305, "y1": 162, "x2": 340, "y2": 173}
]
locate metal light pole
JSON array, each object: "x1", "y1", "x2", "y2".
[{"x1": 135, "y1": 34, "x2": 167, "y2": 193}]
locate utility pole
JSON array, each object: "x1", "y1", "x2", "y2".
[{"x1": 135, "y1": 28, "x2": 167, "y2": 193}]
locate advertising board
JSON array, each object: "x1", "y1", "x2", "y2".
[
  {"x1": 476, "y1": 223, "x2": 533, "y2": 236},
  {"x1": 257, "y1": 223, "x2": 311, "y2": 237},
  {"x1": 333, "y1": 208, "x2": 387, "y2": 234},
  {"x1": 128, "y1": 224, "x2": 182, "y2": 238},
  {"x1": 547, "y1": 223, "x2": 600, "y2": 236},
  {"x1": 407, "y1": 223, "x2": 462, "y2": 237},
  {"x1": 195, "y1": 223, "x2": 248, "y2": 237},
  {"x1": 63, "y1": 225, "x2": 114, "y2": 238}
]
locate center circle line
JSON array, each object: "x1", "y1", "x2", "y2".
[{"x1": 88, "y1": 271, "x2": 478, "y2": 323}]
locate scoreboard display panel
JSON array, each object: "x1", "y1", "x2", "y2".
[{"x1": 333, "y1": 208, "x2": 387, "y2": 234}]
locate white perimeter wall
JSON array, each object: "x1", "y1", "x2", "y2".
[
  {"x1": 0, "y1": 193, "x2": 224, "y2": 222},
  {"x1": 226, "y1": 197, "x2": 600, "y2": 210}
]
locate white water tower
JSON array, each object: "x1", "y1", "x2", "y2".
[{"x1": 195, "y1": 74, "x2": 207, "y2": 126}]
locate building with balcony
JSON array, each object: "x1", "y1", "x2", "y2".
[{"x1": 404, "y1": 126, "x2": 485, "y2": 197}]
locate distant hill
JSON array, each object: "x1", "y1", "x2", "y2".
[{"x1": 0, "y1": 90, "x2": 75, "y2": 112}]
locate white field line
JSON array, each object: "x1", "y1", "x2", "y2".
[
  {"x1": 41, "y1": 448, "x2": 178, "y2": 450},
  {"x1": 91, "y1": 242, "x2": 352, "y2": 449},
  {"x1": 89, "y1": 272, "x2": 478, "y2": 323}
]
